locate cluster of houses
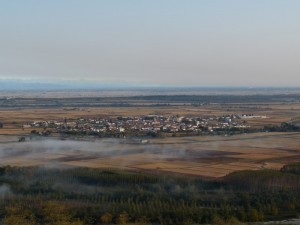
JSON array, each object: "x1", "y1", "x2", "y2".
[{"x1": 25, "y1": 114, "x2": 263, "y2": 137}]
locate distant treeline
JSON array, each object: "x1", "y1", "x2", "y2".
[
  {"x1": 0, "y1": 164, "x2": 300, "y2": 224},
  {"x1": 57, "y1": 122, "x2": 300, "y2": 139},
  {"x1": 130, "y1": 94, "x2": 300, "y2": 103},
  {"x1": 58, "y1": 127, "x2": 257, "y2": 138},
  {"x1": 264, "y1": 122, "x2": 300, "y2": 132},
  {"x1": 0, "y1": 94, "x2": 300, "y2": 108}
]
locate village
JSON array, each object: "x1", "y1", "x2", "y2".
[{"x1": 25, "y1": 114, "x2": 265, "y2": 137}]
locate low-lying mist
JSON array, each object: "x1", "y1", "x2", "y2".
[{"x1": 0, "y1": 138, "x2": 196, "y2": 167}]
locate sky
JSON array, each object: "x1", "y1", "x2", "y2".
[{"x1": 0, "y1": 0, "x2": 300, "y2": 87}]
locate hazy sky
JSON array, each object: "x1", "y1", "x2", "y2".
[{"x1": 1, "y1": 0, "x2": 300, "y2": 86}]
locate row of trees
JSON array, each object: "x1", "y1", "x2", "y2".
[
  {"x1": 264, "y1": 122, "x2": 300, "y2": 132},
  {"x1": 0, "y1": 165, "x2": 300, "y2": 224}
]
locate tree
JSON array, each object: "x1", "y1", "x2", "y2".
[
  {"x1": 211, "y1": 215, "x2": 225, "y2": 225},
  {"x1": 226, "y1": 217, "x2": 242, "y2": 225},
  {"x1": 3, "y1": 206, "x2": 37, "y2": 225},
  {"x1": 248, "y1": 209, "x2": 259, "y2": 222},
  {"x1": 42, "y1": 201, "x2": 83, "y2": 225},
  {"x1": 100, "y1": 212, "x2": 113, "y2": 224},
  {"x1": 116, "y1": 211, "x2": 130, "y2": 224}
]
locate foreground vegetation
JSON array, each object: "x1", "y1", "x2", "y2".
[{"x1": 0, "y1": 164, "x2": 300, "y2": 225}]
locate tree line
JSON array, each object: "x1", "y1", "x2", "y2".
[{"x1": 0, "y1": 164, "x2": 300, "y2": 224}]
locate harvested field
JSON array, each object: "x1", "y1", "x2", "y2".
[
  {"x1": 1, "y1": 98, "x2": 300, "y2": 178},
  {"x1": 1, "y1": 132, "x2": 300, "y2": 178}
]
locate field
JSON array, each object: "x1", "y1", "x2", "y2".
[
  {"x1": 1, "y1": 132, "x2": 300, "y2": 178},
  {"x1": 1, "y1": 91, "x2": 300, "y2": 178},
  {"x1": 1, "y1": 91, "x2": 300, "y2": 224},
  {"x1": 1, "y1": 101, "x2": 300, "y2": 134}
]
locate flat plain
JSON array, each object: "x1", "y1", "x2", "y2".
[
  {"x1": 1, "y1": 90, "x2": 300, "y2": 178},
  {"x1": 1, "y1": 132, "x2": 300, "y2": 178}
]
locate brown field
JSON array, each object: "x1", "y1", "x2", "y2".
[
  {"x1": 0, "y1": 101, "x2": 300, "y2": 135},
  {"x1": 0, "y1": 100, "x2": 300, "y2": 178},
  {"x1": 1, "y1": 132, "x2": 300, "y2": 178}
]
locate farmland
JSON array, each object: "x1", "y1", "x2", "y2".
[
  {"x1": 0, "y1": 92, "x2": 300, "y2": 177},
  {"x1": 0, "y1": 91, "x2": 300, "y2": 178},
  {"x1": 1, "y1": 132, "x2": 300, "y2": 178},
  {"x1": 1, "y1": 91, "x2": 300, "y2": 224}
]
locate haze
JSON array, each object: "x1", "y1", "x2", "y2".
[{"x1": 1, "y1": 0, "x2": 300, "y2": 86}]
